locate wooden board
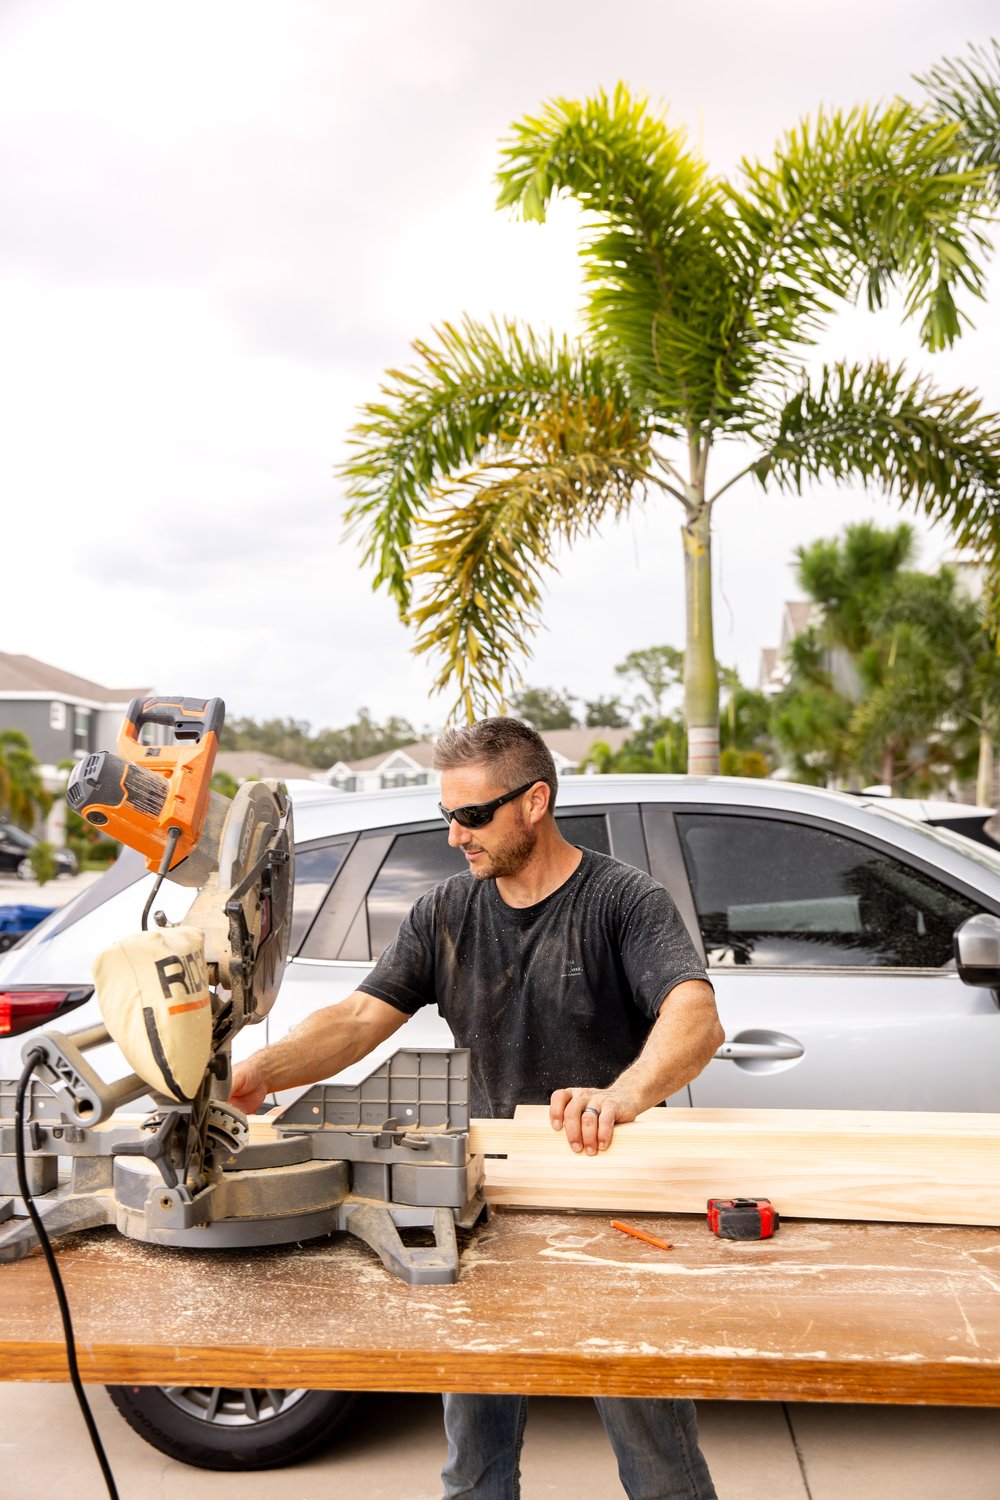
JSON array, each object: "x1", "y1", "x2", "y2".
[
  {"x1": 468, "y1": 1108, "x2": 1000, "y2": 1227},
  {"x1": 2, "y1": 1211, "x2": 999, "y2": 1405}
]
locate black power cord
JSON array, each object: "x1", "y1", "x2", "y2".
[
  {"x1": 14, "y1": 1051, "x2": 120, "y2": 1500},
  {"x1": 141, "y1": 824, "x2": 182, "y2": 932}
]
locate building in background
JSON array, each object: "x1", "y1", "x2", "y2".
[
  {"x1": 0, "y1": 653, "x2": 152, "y2": 766},
  {"x1": 319, "y1": 727, "x2": 633, "y2": 793},
  {"x1": 0, "y1": 654, "x2": 155, "y2": 845}
]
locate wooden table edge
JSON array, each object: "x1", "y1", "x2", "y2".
[{"x1": 3, "y1": 1343, "x2": 998, "y2": 1407}]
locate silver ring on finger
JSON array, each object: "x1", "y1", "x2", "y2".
[{"x1": 583, "y1": 1105, "x2": 601, "y2": 1117}]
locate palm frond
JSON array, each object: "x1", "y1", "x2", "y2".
[
  {"x1": 404, "y1": 395, "x2": 651, "y2": 719},
  {"x1": 918, "y1": 40, "x2": 1000, "y2": 193},
  {"x1": 714, "y1": 102, "x2": 993, "y2": 429},
  {"x1": 496, "y1": 85, "x2": 728, "y2": 425},
  {"x1": 340, "y1": 317, "x2": 641, "y2": 614},
  {"x1": 752, "y1": 361, "x2": 1000, "y2": 550}
]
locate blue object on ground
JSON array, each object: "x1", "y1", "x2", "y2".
[{"x1": 0, "y1": 903, "x2": 55, "y2": 949}]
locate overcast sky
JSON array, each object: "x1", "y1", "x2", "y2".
[{"x1": 2, "y1": 1, "x2": 999, "y2": 737}]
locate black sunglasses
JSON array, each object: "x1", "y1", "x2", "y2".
[{"x1": 439, "y1": 780, "x2": 537, "y2": 829}]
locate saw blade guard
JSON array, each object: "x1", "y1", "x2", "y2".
[{"x1": 185, "y1": 779, "x2": 295, "y2": 1029}]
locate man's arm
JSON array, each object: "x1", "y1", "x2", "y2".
[
  {"x1": 549, "y1": 978, "x2": 724, "y2": 1154},
  {"x1": 229, "y1": 990, "x2": 409, "y2": 1113}
]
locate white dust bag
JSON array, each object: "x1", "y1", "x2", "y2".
[{"x1": 93, "y1": 926, "x2": 212, "y2": 1101}]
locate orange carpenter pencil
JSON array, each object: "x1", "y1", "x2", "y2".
[{"x1": 611, "y1": 1219, "x2": 673, "y2": 1251}]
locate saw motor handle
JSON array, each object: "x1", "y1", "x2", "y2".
[{"x1": 122, "y1": 696, "x2": 226, "y2": 745}]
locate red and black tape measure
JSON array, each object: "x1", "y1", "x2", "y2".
[{"x1": 707, "y1": 1198, "x2": 779, "y2": 1240}]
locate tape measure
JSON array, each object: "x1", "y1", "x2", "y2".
[{"x1": 707, "y1": 1197, "x2": 779, "y2": 1240}]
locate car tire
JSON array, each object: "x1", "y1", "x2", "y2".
[
  {"x1": 16, "y1": 857, "x2": 33, "y2": 881},
  {"x1": 105, "y1": 1384, "x2": 361, "y2": 1470}
]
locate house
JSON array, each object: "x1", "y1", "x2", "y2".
[
  {"x1": 0, "y1": 653, "x2": 159, "y2": 844},
  {"x1": 319, "y1": 727, "x2": 634, "y2": 793},
  {"x1": 0, "y1": 653, "x2": 153, "y2": 767},
  {"x1": 212, "y1": 751, "x2": 324, "y2": 786},
  {"x1": 758, "y1": 601, "x2": 859, "y2": 701}
]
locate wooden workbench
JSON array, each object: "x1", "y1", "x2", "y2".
[{"x1": 3, "y1": 1210, "x2": 999, "y2": 1406}]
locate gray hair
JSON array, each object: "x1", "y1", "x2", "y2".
[{"x1": 433, "y1": 717, "x2": 558, "y2": 811}]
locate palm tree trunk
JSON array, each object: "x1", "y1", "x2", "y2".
[
  {"x1": 682, "y1": 505, "x2": 720, "y2": 775},
  {"x1": 976, "y1": 723, "x2": 995, "y2": 808}
]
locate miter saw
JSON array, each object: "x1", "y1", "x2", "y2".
[{"x1": 0, "y1": 696, "x2": 486, "y2": 1285}]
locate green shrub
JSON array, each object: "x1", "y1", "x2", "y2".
[{"x1": 27, "y1": 841, "x2": 60, "y2": 885}]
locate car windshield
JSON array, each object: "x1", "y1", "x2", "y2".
[{"x1": 865, "y1": 803, "x2": 1000, "y2": 877}]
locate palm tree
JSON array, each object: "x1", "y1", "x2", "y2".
[
  {"x1": 343, "y1": 84, "x2": 1000, "y2": 770},
  {"x1": 0, "y1": 730, "x2": 52, "y2": 829},
  {"x1": 771, "y1": 523, "x2": 1000, "y2": 794},
  {"x1": 863, "y1": 567, "x2": 1000, "y2": 801}
]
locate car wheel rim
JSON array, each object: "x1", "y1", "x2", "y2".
[{"x1": 160, "y1": 1385, "x2": 310, "y2": 1427}]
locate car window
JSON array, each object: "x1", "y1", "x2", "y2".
[
  {"x1": 362, "y1": 812, "x2": 613, "y2": 958},
  {"x1": 289, "y1": 840, "x2": 353, "y2": 952},
  {"x1": 366, "y1": 829, "x2": 468, "y2": 957},
  {"x1": 675, "y1": 812, "x2": 983, "y2": 968},
  {"x1": 556, "y1": 813, "x2": 612, "y2": 859}
]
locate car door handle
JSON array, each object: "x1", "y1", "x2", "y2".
[{"x1": 715, "y1": 1040, "x2": 804, "y2": 1061}]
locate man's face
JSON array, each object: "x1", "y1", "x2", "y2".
[{"x1": 440, "y1": 764, "x2": 539, "y2": 880}]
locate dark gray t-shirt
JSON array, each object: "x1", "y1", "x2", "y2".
[{"x1": 358, "y1": 848, "x2": 708, "y2": 1117}]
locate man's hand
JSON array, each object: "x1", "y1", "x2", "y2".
[
  {"x1": 549, "y1": 1087, "x2": 640, "y2": 1155},
  {"x1": 229, "y1": 1055, "x2": 269, "y2": 1116}
]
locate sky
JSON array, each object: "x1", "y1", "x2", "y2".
[{"x1": 2, "y1": 0, "x2": 999, "y2": 738}]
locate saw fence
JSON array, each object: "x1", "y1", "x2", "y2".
[{"x1": 469, "y1": 1106, "x2": 1000, "y2": 1227}]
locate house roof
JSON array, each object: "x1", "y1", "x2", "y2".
[
  {"x1": 214, "y1": 751, "x2": 322, "y2": 783},
  {"x1": 0, "y1": 653, "x2": 148, "y2": 703},
  {"x1": 782, "y1": 601, "x2": 814, "y2": 640},
  {"x1": 541, "y1": 727, "x2": 632, "y2": 762},
  {"x1": 348, "y1": 741, "x2": 437, "y2": 772}
]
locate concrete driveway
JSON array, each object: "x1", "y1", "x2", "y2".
[
  {"x1": 0, "y1": 868, "x2": 104, "y2": 908},
  {"x1": 0, "y1": 1384, "x2": 997, "y2": 1498}
]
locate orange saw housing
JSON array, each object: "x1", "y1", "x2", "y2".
[{"x1": 66, "y1": 696, "x2": 224, "y2": 873}]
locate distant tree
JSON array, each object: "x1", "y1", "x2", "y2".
[
  {"x1": 852, "y1": 567, "x2": 1000, "y2": 796},
  {"x1": 222, "y1": 709, "x2": 417, "y2": 769},
  {"x1": 581, "y1": 713, "x2": 688, "y2": 774},
  {"x1": 719, "y1": 748, "x2": 770, "y2": 778},
  {"x1": 771, "y1": 522, "x2": 1000, "y2": 793},
  {"x1": 582, "y1": 695, "x2": 631, "y2": 728},
  {"x1": 310, "y1": 709, "x2": 418, "y2": 766},
  {"x1": 220, "y1": 715, "x2": 314, "y2": 763},
  {"x1": 718, "y1": 670, "x2": 774, "y2": 770},
  {"x1": 614, "y1": 646, "x2": 684, "y2": 719},
  {"x1": 210, "y1": 770, "x2": 240, "y2": 800},
  {"x1": 770, "y1": 630, "x2": 859, "y2": 786},
  {"x1": 508, "y1": 686, "x2": 578, "y2": 729},
  {"x1": 796, "y1": 522, "x2": 917, "y2": 656}
]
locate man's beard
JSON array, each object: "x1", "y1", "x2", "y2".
[{"x1": 470, "y1": 817, "x2": 538, "y2": 880}]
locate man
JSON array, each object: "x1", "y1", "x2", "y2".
[{"x1": 231, "y1": 717, "x2": 724, "y2": 1500}]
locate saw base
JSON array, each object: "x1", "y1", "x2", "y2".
[{"x1": 1, "y1": 1048, "x2": 488, "y2": 1284}]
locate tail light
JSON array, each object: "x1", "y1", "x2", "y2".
[{"x1": 0, "y1": 987, "x2": 93, "y2": 1038}]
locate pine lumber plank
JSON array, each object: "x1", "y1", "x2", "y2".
[{"x1": 469, "y1": 1108, "x2": 1000, "y2": 1227}]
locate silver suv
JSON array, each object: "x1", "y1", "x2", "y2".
[
  {"x1": 4, "y1": 774, "x2": 999, "y2": 1110},
  {"x1": 3, "y1": 774, "x2": 999, "y2": 1471}
]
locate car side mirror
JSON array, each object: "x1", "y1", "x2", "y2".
[{"x1": 954, "y1": 913, "x2": 1000, "y2": 996}]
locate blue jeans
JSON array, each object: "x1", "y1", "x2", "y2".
[{"x1": 441, "y1": 1393, "x2": 717, "y2": 1500}]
